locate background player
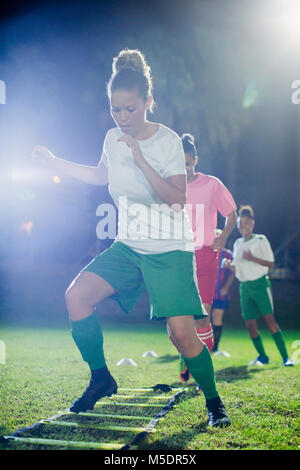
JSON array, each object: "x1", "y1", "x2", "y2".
[
  {"x1": 168, "y1": 133, "x2": 237, "y2": 382},
  {"x1": 223, "y1": 205, "x2": 294, "y2": 367}
]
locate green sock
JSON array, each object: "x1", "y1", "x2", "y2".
[
  {"x1": 251, "y1": 335, "x2": 267, "y2": 357},
  {"x1": 183, "y1": 345, "x2": 218, "y2": 400},
  {"x1": 71, "y1": 313, "x2": 106, "y2": 371},
  {"x1": 272, "y1": 330, "x2": 288, "y2": 359}
]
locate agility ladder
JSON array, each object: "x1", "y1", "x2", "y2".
[{"x1": 1, "y1": 384, "x2": 186, "y2": 450}]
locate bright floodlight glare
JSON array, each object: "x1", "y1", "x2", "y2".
[
  {"x1": 274, "y1": 0, "x2": 300, "y2": 44},
  {"x1": 10, "y1": 167, "x2": 54, "y2": 185}
]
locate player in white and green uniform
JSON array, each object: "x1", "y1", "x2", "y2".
[{"x1": 224, "y1": 205, "x2": 294, "y2": 367}]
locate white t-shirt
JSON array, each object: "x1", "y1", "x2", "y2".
[
  {"x1": 101, "y1": 124, "x2": 194, "y2": 254},
  {"x1": 232, "y1": 234, "x2": 275, "y2": 282}
]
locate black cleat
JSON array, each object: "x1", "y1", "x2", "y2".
[
  {"x1": 206, "y1": 396, "x2": 231, "y2": 428},
  {"x1": 70, "y1": 374, "x2": 118, "y2": 413}
]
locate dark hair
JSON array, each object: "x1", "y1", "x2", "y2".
[
  {"x1": 238, "y1": 205, "x2": 254, "y2": 219},
  {"x1": 181, "y1": 133, "x2": 197, "y2": 159},
  {"x1": 107, "y1": 49, "x2": 154, "y2": 112}
]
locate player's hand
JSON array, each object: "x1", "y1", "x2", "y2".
[
  {"x1": 222, "y1": 258, "x2": 235, "y2": 273},
  {"x1": 212, "y1": 232, "x2": 227, "y2": 251},
  {"x1": 32, "y1": 145, "x2": 55, "y2": 167},
  {"x1": 118, "y1": 135, "x2": 146, "y2": 168},
  {"x1": 222, "y1": 258, "x2": 231, "y2": 268},
  {"x1": 220, "y1": 287, "x2": 228, "y2": 296}
]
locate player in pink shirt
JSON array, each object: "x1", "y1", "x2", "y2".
[{"x1": 168, "y1": 133, "x2": 237, "y2": 382}]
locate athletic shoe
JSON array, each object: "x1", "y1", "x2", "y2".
[
  {"x1": 283, "y1": 358, "x2": 294, "y2": 367},
  {"x1": 206, "y1": 396, "x2": 231, "y2": 428},
  {"x1": 248, "y1": 355, "x2": 269, "y2": 367},
  {"x1": 213, "y1": 350, "x2": 230, "y2": 357},
  {"x1": 179, "y1": 356, "x2": 191, "y2": 382},
  {"x1": 70, "y1": 374, "x2": 118, "y2": 413}
]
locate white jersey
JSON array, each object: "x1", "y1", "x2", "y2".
[
  {"x1": 232, "y1": 234, "x2": 275, "y2": 282},
  {"x1": 101, "y1": 124, "x2": 194, "y2": 254}
]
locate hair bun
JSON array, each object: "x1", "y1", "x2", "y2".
[
  {"x1": 181, "y1": 133, "x2": 197, "y2": 157},
  {"x1": 181, "y1": 133, "x2": 195, "y2": 144},
  {"x1": 112, "y1": 49, "x2": 150, "y2": 76},
  {"x1": 238, "y1": 205, "x2": 254, "y2": 218},
  {"x1": 108, "y1": 48, "x2": 154, "y2": 111}
]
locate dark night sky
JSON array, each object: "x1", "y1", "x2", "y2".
[{"x1": 0, "y1": 0, "x2": 299, "y2": 269}]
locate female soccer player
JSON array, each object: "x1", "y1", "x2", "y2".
[
  {"x1": 32, "y1": 49, "x2": 231, "y2": 427},
  {"x1": 223, "y1": 205, "x2": 294, "y2": 367},
  {"x1": 168, "y1": 133, "x2": 237, "y2": 382}
]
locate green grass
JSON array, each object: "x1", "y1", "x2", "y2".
[{"x1": 0, "y1": 323, "x2": 299, "y2": 450}]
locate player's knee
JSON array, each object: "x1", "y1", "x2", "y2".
[
  {"x1": 246, "y1": 321, "x2": 258, "y2": 337},
  {"x1": 65, "y1": 284, "x2": 88, "y2": 310},
  {"x1": 65, "y1": 284, "x2": 74, "y2": 303},
  {"x1": 264, "y1": 314, "x2": 275, "y2": 325},
  {"x1": 170, "y1": 328, "x2": 191, "y2": 351},
  {"x1": 264, "y1": 314, "x2": 279, "y2": 332}
]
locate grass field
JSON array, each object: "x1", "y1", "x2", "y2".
[{"x1": 0, "y1": 322, "x2": 299, "y2": 451}]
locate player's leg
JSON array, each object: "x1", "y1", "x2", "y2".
[
  {"x1": 167, "y1": 316, "x2": 231, "y2": 428},
  {"x1": 240, "y1": 281, "x2": 269, "y2": 365},
  {"x1": 212, "y1": 308, "x2": 225, "y2": 353},
  {"x1": 66, "y1": 270, "x2": 116, "y2": 367},
  {"x1": 245, "y1": 319, "x2": 269, "y2": 365},
  {"x1": 67, "y1": 242, "x2": 145, "y2": 412},
  {"x1": 144, "y1": 249, "x2": 228, "y2": 427},
  {"x1": 194, "y1": 248, "x2": 219, "y2": 353},
  {"x1": 263, "y1": 314, "x2": 294, "y2": 366},
  {"x1": 255, "y1": 279, "x2": 294, "y2": 366},
  {"x1": 65, "y1": 271, "x2": 118, "y2": 412},
  {"x1": 166, "y1": 322, "x2": 191, "y2": 383},
  {"x1": 195, "y1": 304, "x2": 214, "y2": 353},
  {"x1": 166, "y1": 315, "x2": 204, "y2": 358}
]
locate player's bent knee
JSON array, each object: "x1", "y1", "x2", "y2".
[
  {"x1": 264, "y1": 314, "x2": 275, "y2": 324},
  {"x1": 170, "y1": 329, "x2": 191, "y2": 351},
  {"x1": 65, "y1": 285, "x2": 91, "y2": 311}
]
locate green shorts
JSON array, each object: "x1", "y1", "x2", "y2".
[
  {"x1": 239, "y1": 275, "x2": 274, "y2": 321},
  {"x1": 82, "y1": 241, "x2": 206, "y2": 321}
]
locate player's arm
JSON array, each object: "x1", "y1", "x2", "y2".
[
  {"x1": 118, "y1": 134, "x2": 186, "y2": 210},
  {"x1": 32, "y1": 145, "x2": 108, "y2": 186},
  {"x1": 212, "y1": 210, "x2": 237, "y2": 251},
  {"x1": 242, "y1": 250, "x2": 274, "y2": 269},
  {"x1": 142, "y1": 169, "x2": 186, "y2": 210}
]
